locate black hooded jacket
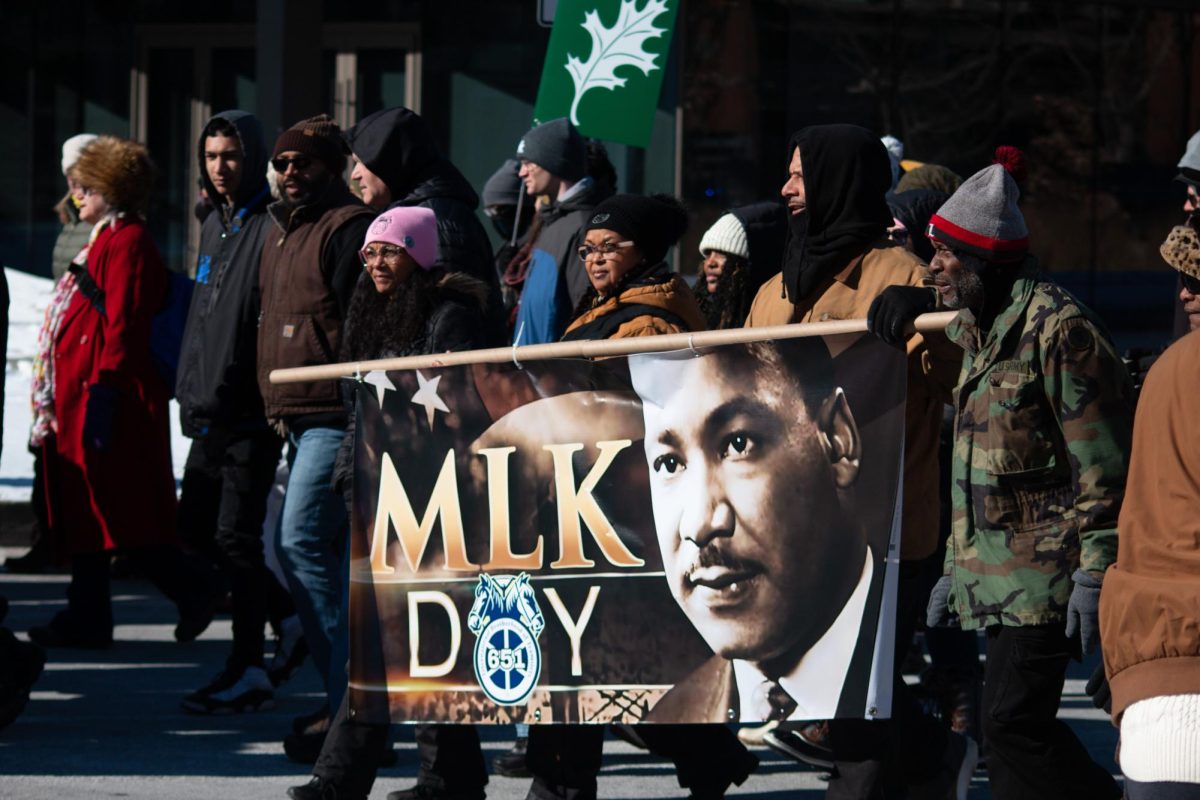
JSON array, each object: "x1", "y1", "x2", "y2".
[
  {"x1": 342, "y1": 107, "x2": 502, "y2": 316},
  {"x1": 887, "y1": 189, "x2": 951, "y2": 264},
  {"x1": 782, "y1": 124, "x2": 893, "y2": 300},
  {"x1": 176, "y1": 110, "x2": 274, "y2": 437}
]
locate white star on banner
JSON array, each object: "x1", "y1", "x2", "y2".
[
  {"x1": 411, "y1": 370, "x2": 449, "y2": 428},
  {"x1": 363, "y1": 370, "x2": 396, "y2": 405}
]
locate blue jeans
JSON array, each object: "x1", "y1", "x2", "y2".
[{"x1": 276, "y1": 425, "x2": 349, "y2": 710}]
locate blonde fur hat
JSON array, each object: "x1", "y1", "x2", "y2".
[{"x1": 71, "y1": 135, "x2": 157, "y2": 216}]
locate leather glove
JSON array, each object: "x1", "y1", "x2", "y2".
[
  {"x1": 867, "y1": 286, "x2": 938, "y2": 347},
  {"x1": 1065, "y1": 568, "x2": 1103, "y2": 656},
  {"x1": 1085, "y1": 661, "x2": 1112, "y2": 715},
  {"x1": 926, "y1": 575, "x2": 960, "y2": 629},
  {"x1": 83, "y1": 383, "x2": 119, "y2": 452}
]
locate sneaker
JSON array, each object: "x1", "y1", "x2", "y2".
[
  {"x1": 269, "y1": 615, "x2": 309, "y2": 686},
  {"x1": 737, "y1": 719, "x2": 779, "y2": 747},
  {"x1": 287, "y1": 775, "x2": 367, "y2": 800},
  {"x1": 181, "y1": 665, "x2": 274, "y2": 714},
  {"x1": 492, "y1": 736, "x2": 529, "y2": 778},
  {"x1": 385, "y1": 785, "x2": 485, "y2": 800},
  {"x1": 908, "y1": 731, "x2": 979, "y2": 800},
  {"x1": 763, "y1": 720, "x2": 834, "y2": 770}
]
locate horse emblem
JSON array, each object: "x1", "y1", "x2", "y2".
[{"x1": 467, "y1": 573, "x2": 544, "y2": 705}]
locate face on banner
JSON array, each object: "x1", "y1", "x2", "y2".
[
  {"x1": 347, "y1": 335, "x2": 906, "y2": 725},
  {"x1": 631, "y1": 343, "x2": 864, "y2": 673}
]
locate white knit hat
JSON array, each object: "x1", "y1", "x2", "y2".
[
  {"x1": 698, "y1": 213, "x2": 750, "y2": 260},
  {"x1": 61, "y1": 133, "x2": 98, "y2": 176}
]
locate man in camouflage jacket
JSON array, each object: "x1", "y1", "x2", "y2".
[{"x1": 869, "y1": 163, "x2": 1132, "y2": 800}]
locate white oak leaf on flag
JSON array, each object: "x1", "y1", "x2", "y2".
[{"x1": 564, "y1": 0, "x2": 670, "y2": 125}]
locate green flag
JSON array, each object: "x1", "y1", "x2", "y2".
[{"x1": 533, "y1": 0, "x2": 678, "y2": 148}]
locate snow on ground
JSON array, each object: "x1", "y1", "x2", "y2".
[{"x1": 1, "y1": 268, "x2": 193, "y2": 502}]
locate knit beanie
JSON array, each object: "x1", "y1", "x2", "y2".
[
  {"x1": 61, "y1": 133, "x2": 98, "y2": 176},
  {"x1": 881, "y1": 135, "x2": 904, "y2": 189},
  {"x1": 273, "y1": 114, "x2": 345, "y2": 172},
  {"x1": 586, "y1": 193, "x2": 689, "y2": 264},
  {"x1": 698, "y1": 213, "x2": 750, "y2": 260},
  {"x1": 927, "y1": 164, "x2": 1028, "y2": 263},
  {"x1": 515, "y1": 118, "x2": 585, "y2": 182},
  {"x1": 360, "y1": 207, "x2": 440, "y2": 270},
  {"x1": 482, "y1": 159, "x2": 525, "y2": 208},
  {"x1": 1177, "y1": 129, "x2": 1200, "y2": 188}
]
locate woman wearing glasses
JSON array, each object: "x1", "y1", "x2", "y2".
[
  {"x1": 290, "y1": 205, "x2": 496, "y2": 800},
  {"x1": 561, "y1": 194, "x2": 706, "y2": 341}
]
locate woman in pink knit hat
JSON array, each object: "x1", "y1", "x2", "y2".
[{"x1": 288, "y1": 204, "x2": 500, "y2": 800}]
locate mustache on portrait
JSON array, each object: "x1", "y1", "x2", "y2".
[{"x1": 681, "y1": 544, "x2": 762, "y2": 585}]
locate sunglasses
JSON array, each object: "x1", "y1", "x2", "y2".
[
  {"x1": 271, "y1": 155, "x2": 312, "y2": 172},
  {"x1": 1182, "y1": 272, "x2": 1200, "y2": 295}
]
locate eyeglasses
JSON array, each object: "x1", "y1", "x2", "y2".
[
  {"x1": 271, "y1": 155, "x2": 312, "y2": 172},
  {"x1": 888, "y1": 227, "x2": 909, "y2": 245},
  {"x1": 577, "y1": 241, "x2": 634, "y2": 262},
  {"x1": 361, "y1": 245, "x2": 407, "y2": 265}
]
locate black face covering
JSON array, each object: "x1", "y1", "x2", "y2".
[{"x1": 781, "y1": 125, "x2": 893, "y2": 300}]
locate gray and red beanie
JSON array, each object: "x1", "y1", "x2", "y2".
[
  {"x1": 273, "y1": 114, "x2": 346, "y2": 172},
  {"x1": 927, "y1": 163, "x2": 1028, "y2": 263}
]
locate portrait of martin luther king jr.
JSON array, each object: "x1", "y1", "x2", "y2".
[{"x1": 629, "y1": 339, "x2": 881, "y2": 724}]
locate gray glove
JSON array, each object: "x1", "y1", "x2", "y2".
[
  {"x1": 926, "y1": 575, "x2": 960, "y2": 629},
  {"x1": 1065, "y1": 569, "x2": 1103, "y2": 656}
]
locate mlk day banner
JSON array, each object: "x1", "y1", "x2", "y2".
[
  {"x1": 345, "y1": 332, "x2": 907, "y2": 725},
  {"x1": 532, "y1": 0, "x2": 679, "y2": 147}
]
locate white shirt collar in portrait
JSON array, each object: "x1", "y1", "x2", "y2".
[{"x1": 733, "y1": 547, "x2": 874, "y2": 721}]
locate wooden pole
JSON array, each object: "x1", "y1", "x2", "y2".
[{"x1": 268, "y1": 311, "x2": 958, "y2": 385}]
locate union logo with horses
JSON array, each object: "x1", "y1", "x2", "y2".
[{"x1": 467, "y1": 573, "x2": 545, "y2": 705}]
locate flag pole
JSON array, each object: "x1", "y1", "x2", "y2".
[{"x1": 269, "y1": 311, "x2": 958, "y2": 385}]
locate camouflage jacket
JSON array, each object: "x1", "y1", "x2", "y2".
[{"x1": 944, "y1": 260, "x2": 1134, "y2": 630}]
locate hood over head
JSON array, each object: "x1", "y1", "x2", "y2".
[
  {"x1": 887, "y1": 189, "x2": 950, "y2": 264},
  {"x1": 782, "y1": 124, "x2": 893, "y2": 299},
  {"x1": 343, "y1": 107, "x2": 453, "y2": 201},
  {"x1": 197, "y1": 110, "x2": 270, "y2": 211}
]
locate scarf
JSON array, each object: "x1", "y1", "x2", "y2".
[{"x1": 781, "y1": 125, "x2": 893, "y2": 300}]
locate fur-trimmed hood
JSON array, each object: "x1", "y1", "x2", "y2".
[{"x1": 71, "y1": 136, "x2": 156, "y2": 216}]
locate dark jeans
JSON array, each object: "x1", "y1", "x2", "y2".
[
  {"x1": 826, "y1": 560, "x2": 950, "y2": 799},
  {"x1": 981, "y1": 624, "x2": 1120, "y2": 800},
  {"x1": 1126, "y1": 780, "x2": 1200, "y2": 800},
  {"x1": 63, "y1": 547, "x2": 210, "y2": 639},
  {"x1": 177, "y1": 429, "x2": 291, "y2": 669},
  {"x1": 314, "y1": 693, "x2": 485, "y2": 796},
  {"x1": 526, "y1": 723, "x2": 752, "y2": 800}
]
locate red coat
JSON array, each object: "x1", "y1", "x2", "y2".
[{"x1": 47, "y1": 217, "x2": 178, "y2": 555}]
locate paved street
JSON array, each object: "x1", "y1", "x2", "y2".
[{"x1": 0, "y1": 546, "x2": 1122, "y2": 799}]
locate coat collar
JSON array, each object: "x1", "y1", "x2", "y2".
[{"x1": 946, "y1": 257, "x2": 1039, "y2": 372}]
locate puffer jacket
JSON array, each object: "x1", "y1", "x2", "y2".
[{"x1": 561, "y1": 262, "x2": 706, "y2": 341}]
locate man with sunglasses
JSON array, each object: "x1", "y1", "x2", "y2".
[{"x1": 257, "y1": 114, "x2": 376, "y2": 763}]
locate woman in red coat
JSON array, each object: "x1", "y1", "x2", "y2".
[{"x1": 28, "y1": 136, "x2": 214, "y2": 649}]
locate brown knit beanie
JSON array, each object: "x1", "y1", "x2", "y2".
[{"x1": 273, "y1": 114, "x2": 346, "y2": 172}]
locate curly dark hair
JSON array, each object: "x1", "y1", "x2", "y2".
[
  {"x1": 695, "y1": 258, "x2": 752, "y2": 330},
  {"x1": 341, "y1": 268, "x2": 445, "y2": 361}
]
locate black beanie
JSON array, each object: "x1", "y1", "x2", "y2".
[
  {"x1": 585, "y1": 193, "x2": 689, "y2": 265},
  {"x1": 515, "y1": 118, "x2": 586, "y2": 182}
]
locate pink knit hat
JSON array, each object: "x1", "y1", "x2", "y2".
[{"x1": 360, "y1": 207, "x2": 440, "y2": 270}]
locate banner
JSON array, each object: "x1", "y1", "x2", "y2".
[
  {"x1": 532, "y1": 0, "x2": 679, "y2": 147},
  {"x1": 346, "y1": 333, "x2": 906, "y2": 724}
]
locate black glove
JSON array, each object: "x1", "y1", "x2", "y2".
[
  {"x1": 867, "y1": 286, "x2": 938, "y2": 347},
  {"x1": 82, "y1": 384, "x2": 119, "y2": 452},
  {"x1": 926, "y1": 574, "x2": 960, "y2": 629},
  {"x1": 1065, "y1": 568, "x2": 1103, "y2": 656},
  {"x1": 1085, "y1": 661, "x2": 1112, "y2": 715}
]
